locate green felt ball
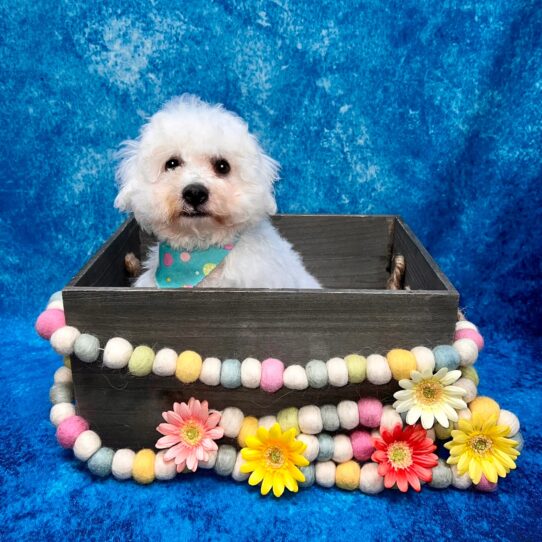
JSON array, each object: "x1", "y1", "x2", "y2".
[
  {"x1": 306, "y1": 360, "x2": 328, "y2": 388},
  {"x1": 317, "y1": 433, "x2": 334, "y2": 461},
  {"x1": 461, "y1": 366, "x2": 479, "y2": 386},
  {"x1": 128, "y1": 346, "x2": 155, "y2": 376},
  {"x1": 74, "y1": 334, "x2": 100, "y2": 363},
  {"x1": 299, "y1": 464, "x2": 315, "y2": 487},
  {"x1": 87, "y1": 447, "x2": 115, "y2": 477}
]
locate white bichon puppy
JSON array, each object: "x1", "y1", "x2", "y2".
[{"x1": 115, "y1": 95, "x2": 321, "y2": 289}]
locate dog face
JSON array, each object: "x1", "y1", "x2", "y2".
[{"x1": 115, "y1": 95, "x2": 279, "y2": 247}]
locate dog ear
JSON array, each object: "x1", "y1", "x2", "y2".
[
  {"x1": 114, "y1": 139, "x2": 140, "y2": 212},
  {"x1": 260, "y1": 153, "x2": 280, "y2": 215}
]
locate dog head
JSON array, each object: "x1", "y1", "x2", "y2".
[{"x1": 115, "y1": 95, "x2": 279, "y2": 248}]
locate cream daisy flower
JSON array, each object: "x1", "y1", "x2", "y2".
[{"x1": 393, "y1": 368, "x2": 468, "y2": 429}]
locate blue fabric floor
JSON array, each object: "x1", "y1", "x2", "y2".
[{"x1": 1, "y1": 1, "x2": 541, "y2": 541}]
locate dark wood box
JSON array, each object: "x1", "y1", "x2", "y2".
[{"x1": 64, "y1": 215, "x2": 458, "y2": 448}]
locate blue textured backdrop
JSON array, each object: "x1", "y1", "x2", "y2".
[{"x1": 0, "y1": 1, "x2": 541, "y2": 541}]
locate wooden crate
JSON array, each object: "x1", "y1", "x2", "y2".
[{"x1": 64, "y1": 215, "x2": 458, "y2": 448}]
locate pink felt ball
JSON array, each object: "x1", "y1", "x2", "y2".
[
  {"x1": 350, "y1": 430, "x2": 374, "y2": 461},
  {"x1": 475, "y1": 475, "x2": 498, "y2": 492},
  {"x1": 260, "y1": 358, "x2": 284, "y2": 393},
  {"x1": 56, "y1": 415, "x2": 89, "y2": 449},
  {"x1": 35, "y1": 309, "x2": 66, "y2": 340},
  {"x1": 454, "y1": 328, "x2": 484, "y2": 350},
  {"x1": 357, "y1": 397, "x2": 383, "y2": 428}
]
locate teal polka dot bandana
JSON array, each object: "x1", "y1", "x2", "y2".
[{"x1": 155, "y1": 242, "x2": 235, "y2": 288}]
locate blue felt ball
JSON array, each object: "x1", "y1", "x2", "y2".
[
  {"x1": 306, "y1": 360, "x2": 328, "y2": 388},
  {"x1": 220, "y1": 359, "x2": 241, "y2": 389},
  {"x1": 87, "y1": 447, "x2": 115, "y2": 477},
  {"x1": 433, "y1": 345, "x2": 460, "y2": 371},
  {"x1": 317, "y1": 434, "x2": 334, "y2": 461},
  {"x1": 299, "y1": 464, "x2": 315, "y2": 487}
]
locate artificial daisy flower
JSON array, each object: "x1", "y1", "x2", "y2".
[
  {"x1": 444, "y1": 413, "x2": 520, "y2": 484},
  {"x1": 393, "y1": 368, "x2": 467, "y2": 429},
  {"x1": 371, "y1": 424, "x2": 438, "y2": 492},
  {"x1": 240, "y1": 423, "x2": 309, "y2": 497},
  {"x1": 155, "y1": 398, "x2": 224, "y2": 472}
]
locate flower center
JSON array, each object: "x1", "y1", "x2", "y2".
[
  {"x1": 180, "y1": 422, "x2": 202, "y2": 446},
  {"x1": 387, "y1": 442, "x2": 413, "y2": 469},
  {"x1": 415, "y1": 380, "x2": 444, "y2": 405},
  {"x1": 265, "y1": 446, "x2": 285, "y2": 468},
  {"x1": 469, "y1": 435, "x2": 493, "y2": 455}
]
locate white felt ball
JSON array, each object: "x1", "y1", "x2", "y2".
[
  {"x1": 103, "y1": 337, "x2": 133, "y2": 370},
  {"x1": 152, "y1": 348, "x2": 177, "y2": 376},
  {"x1": 297, "y1": 434, "x2": 319, "y2": 462},
  {"x1": 426, "y1": 428, "x2": 436, "y2": 441},
  {"x1": 315, "y1": 461, "x2": 336, "y2": 488},
  {"x1": 298, "y1": 405, "x2": 323, "y2": 435},
  {"x1": 49, "y1": 402, "x2": 76, "y2": 426},
  {"x1": 451, "y1": 465, "x2": 472, "y2": 490},
  {"x1": 326, "y1": 357, "x2": 348, "y2": 387},
  {"x1": 453, "y1": 339, "x2": 479, "y2": 366},
  {"x1": 154, "y1": 451, "x2": 177, "y2": 480},
  {"x1": 258, "y1": 415, "x2": 277, "y2": 430},
  {"x1": 380, "y1": 405, "x2": 403, "y2": 432},
  {"x1": 73, "y1": 430, "x2": 102, "y2": 461},
  {"x1": 112, "y1": 449, "x2": 135, "y2": 480},
  {"x1": 411, "y1": 346, "x2": 435, "y2": 373},
  {"x1": 455, "y1": 377, "x2": 477, "y2": 403},
  {"x1": 199, "y1": 450, "x2": 218, "y2": 469},
  {"x1": 498, "y1": 410, "x2": 520, "y2": 437},
  {"x1": 457, "y1": 408, "x2": 472, "y2": 421},
  {"x1": 219, "y1": 407, "x2": 245, "y2": 438},
  {"x1": 231, "y1": 451, "x2": 249, "y2": 482},
  {"x1": 241, "y1": 357, "x2": 261, "y2": 388},
  {"x1": 332, "y1": 434, "x2": 353, "y2": 463},
  {"x1": 366, "y1": 354, "x2": 392, "y2": 384},
  {"x1": 200, "y1": 357, "x2": 221, "y2": 386},
  {"x1": 50, "y1": 326, "x2": 80, "y2": 356},
  {"x1": 283, "y1": 365, "x2": 308, "y2": 390},
  {"x1": 54, "y1": 366, "x2": 73, "y2": 385},
  {"x1": 455, "y1": 320, "x2": 478, "y2": 332},
  {"x1": 47, "y1": 299, "x2": 64, "y2": 311},
  {"x1": 359, "y1": 463, "x2": 385, "y2": 494},
  {"x1": 370, "y1": 429, "x2": 381, "y2": 439},
  {"x1": 337, "y1": 400, "x2": 359, "y2": 430}
]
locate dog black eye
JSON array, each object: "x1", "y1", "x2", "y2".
[
  {"x1": 213, "y1": 158, "x2": 231, "y2": 176},
  {"x1": 165, "y1": 158, "x2": 181, "y2": 171}
]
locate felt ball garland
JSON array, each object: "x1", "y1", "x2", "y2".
[{"x1": 38, "y1": 292, "x2": 521, "y2": 495}]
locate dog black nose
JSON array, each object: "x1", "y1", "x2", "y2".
[{"x1": 182, "y1": 183, "x2": 209, "y2": 207}]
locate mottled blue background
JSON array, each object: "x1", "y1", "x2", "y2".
[{"x1": 0, "y1": 1, "x2": 541, "y2": 541}]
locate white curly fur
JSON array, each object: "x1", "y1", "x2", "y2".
[{"x1": 115, "y1": 95, "x2": 321, "y2": 289}]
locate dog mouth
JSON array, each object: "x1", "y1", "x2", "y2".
[{"x1": 180, "y1": 209, "x2": 210, "y2": 218}]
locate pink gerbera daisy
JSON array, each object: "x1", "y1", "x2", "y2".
[
  {"x1": 371, "y1": 424, "x2": 438, "y2": 492},
  {"x1": 155, "y1": 398, "x2": 224, "y2": 472}
]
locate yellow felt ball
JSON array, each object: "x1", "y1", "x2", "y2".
[
  {"x1": 237, "y1": 416, "x2": 259, "y2": 448},
  {"x1": 344, "y1": 354, "x2": 366, "y2": 383},
  {"x1": 386, "y1": 349, "x2": 417, "y2": 380},
  {"x1": 132, "y1": 449, "x2": 155, "y2": 484},
  {"x1": 176, "y1": 350, "x2": 203, "y2": 384},
  {"x1": 277, "y1": 407, "x2": 300, "y2": 435},
  {"x1": 469, "y1": 396, "x2": 501, "y2": 419},
  {"x1": 335, "y1": 460, "x2": 361, "y2": 491}
]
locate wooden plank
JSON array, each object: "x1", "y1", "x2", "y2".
[
  {"x1": 71, "y1": 356, "x2": 399, "y2": 449},
  {"x1": 392, "y1": 218, "x2": 458, "y2": 293},
  {"x1": 69, "y1": 219, "x2": 140, "y2": 288},
  {"x1": 139, "y1": 215, "x2": 395, "y2": 289},
  {"x1": 63, "y1": 287, "x2": 457, "y2": 361}
]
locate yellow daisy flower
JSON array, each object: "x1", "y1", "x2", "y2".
[
  {"x1": 240, "y1": 423, "x2": 309, "y2": 497},
  {"x1": 444, "y1": 413, "x2": 520, "y2": 484}
]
